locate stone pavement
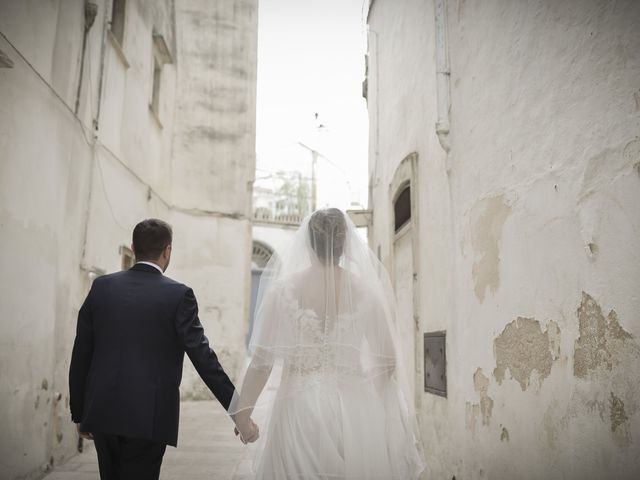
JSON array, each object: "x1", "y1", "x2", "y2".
[{"x1": 43, "y1": 400, "x2": 254, "y2": 480}]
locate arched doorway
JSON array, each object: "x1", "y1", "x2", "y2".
[{"x1": 389, "y1": 153, "x2": 420, "y2": 403}]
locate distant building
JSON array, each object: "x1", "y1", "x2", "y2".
[
  {"x1": 250, "y1": 144, "x2": 316, "y2": 344},
  {"x1": 0, "y1": 0, "x2": 257, "y2": 477},
  {"x1": 364, "y1": 0, "x2": 640, "y2": 478}
]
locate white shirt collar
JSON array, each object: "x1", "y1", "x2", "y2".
[{"x1": 135, "y1": 261, "x2": 164, "y2": 274}]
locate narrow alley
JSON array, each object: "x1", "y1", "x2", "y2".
[{"x1": 43, "y1": 401, "x2": 253, "y2": 480}]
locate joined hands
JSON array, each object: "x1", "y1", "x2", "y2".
[{"x1": 234, "y1": 416, "x2": 259, "y2": 444}]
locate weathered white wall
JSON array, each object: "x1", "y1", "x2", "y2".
[
  {"x1": 0, "y1": 0, "x2": 257, "y2": 478},
  {"x1": 366, "y1": 0, "x2": 640, "y2": 479},
  {"x1": 1, "y1": 3, "x2": 108, "y2": 477},
  {"x1": 169, "y1": 0, "x2": 258, "y2": 397},
  {"x1": 169, "y1": 212, "x2": 253, "y2": 399},
  {"x1": 172, "y1": 0, "x2": 258, "y2": 215}
]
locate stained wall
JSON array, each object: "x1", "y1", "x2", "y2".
[
  {"x1": 366, "y1": 0, "x2": 640, "y2": 478},
  {"x1": 0, "y1": 0, "x2": 257, "y2": 478}
]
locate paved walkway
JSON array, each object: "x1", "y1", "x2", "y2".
[{"x1": 44, "y1": 401, "x2": 254, "y2": 480}]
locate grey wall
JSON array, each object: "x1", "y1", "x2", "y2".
[
  {"x1": 366, "y1": 0, "x2": 640, "y2": 478},
  {"x1": 0, "y1": 0, "x2": 258, "y2": 478}
]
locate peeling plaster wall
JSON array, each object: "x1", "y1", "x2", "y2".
[
  {"x1": 366, "y1": 0, "x2": 455, "y2": 475},
  {"x1": 471, "y1": 196, "x2": 511, "y2": 302},
  {"x1": 367, "y1": 0, "x2": 640, "y2": 478},
  {"x1": 0, "y1": 1, "x2": 257, "y2": 478},
  {"x1": 493, "y1": 317, "x2": 560, "y2": 391}
]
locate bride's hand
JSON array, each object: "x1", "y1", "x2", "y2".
[{"x1": 234, "y1": 417, "x2": 259, "y2": 444}]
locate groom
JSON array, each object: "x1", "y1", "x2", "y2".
[{"x1": 69, "y1": 219, "x2": 258, "y2": 479}]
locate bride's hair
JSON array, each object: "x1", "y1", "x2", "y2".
[{"x1": 308, "y1": 208, "x2": 347, "y2": 264}]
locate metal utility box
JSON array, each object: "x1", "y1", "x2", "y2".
[{"x1": 424, "y1": 331, "x2": 447, "y2": 397}]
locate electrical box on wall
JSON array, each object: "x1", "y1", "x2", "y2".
[{"x1": 424, "y1": 331, "x2": 447, "y2": 397}]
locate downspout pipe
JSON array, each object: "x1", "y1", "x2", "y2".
[
  {"x1": 434, "y1": 0, "x2": 451, "y2": 155},
  {"x1": 80, "y1": 0, "x2": 109, "y2": 275},
  {"x1": 74, "y1": 1, "x2": 98, "y2": 115},
  {"x1": 93, "y1": 0, "x2": 109, "y2": 132}
]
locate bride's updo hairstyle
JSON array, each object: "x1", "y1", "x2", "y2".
[{"x1": 308, "y1": 208, "x2": 347, "y2": 265}]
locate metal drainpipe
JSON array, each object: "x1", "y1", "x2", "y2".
[
  {"x1": 74, "y1": 1, "x2": 98, "y2": 115},
  {"x1": 80, "y1": 0, "x2": 108, "y2": 275},
  {"x1": 434, "y1": 0, "x2": 451, "y2": 155},
  {"x1": 93, "y1": 0, "x2": 109, "y2": 132}
]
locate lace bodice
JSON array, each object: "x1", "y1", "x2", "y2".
[{"x1": 278, "y1": 281, "x2": 364, "y2": 387}]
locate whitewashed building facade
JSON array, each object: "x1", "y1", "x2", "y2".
[
  {"x1": 364, "y1": 0, "x2": 640, "y2": 478},
  {"x1": 0, "y1": 0, "x2": 257, "y2": 478}
]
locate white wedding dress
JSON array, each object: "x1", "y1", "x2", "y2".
[{"x1": 230, "y1": 209, "x2": 425, "y2": 480}]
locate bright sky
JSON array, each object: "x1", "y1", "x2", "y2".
[{"x1": 255, "y1": 0, "x2": 369, "y2": 212}]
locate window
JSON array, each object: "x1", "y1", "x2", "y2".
[
  {"x1": 252, "y1": 241, "x2": 274, "y2": 269},
  {"x1": 110, "y1": 0, "x2": 126, "y2": 46},
  {"x1": 119, "y1": 245, "x2": 135, "y2": 270},
  {"x1": 150, "y1": 56, "x2": 162, "y2": 117},
  {"x1": 150, "y1": 32, "x2": 173, "y2": 123},
  {"x1": 0, "y1": 49, "x2": 14, "y2": 68},
  {"x1": 394, "y1": 184, "x2": 411, "y2": 232}
]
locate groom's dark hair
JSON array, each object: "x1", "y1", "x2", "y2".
[{"x1": 132, "y1": 219, "x2": 173, "y2": 261}]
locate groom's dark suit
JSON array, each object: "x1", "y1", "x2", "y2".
[{"x1": 69, "y1": 262, "x2": 236, "y2": 479}]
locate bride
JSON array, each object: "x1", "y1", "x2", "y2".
[{"x1": 230, "y1": 208, "x2": 425, "y2": 479}]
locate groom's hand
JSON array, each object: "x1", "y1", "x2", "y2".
[
  {"x1": 234, "y1": 418, "x2": 259, "y2": 444},
  {"x1": 76, "y1": 424, "x2": 93, "y2": 440}
]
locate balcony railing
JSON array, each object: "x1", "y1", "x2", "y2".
[{"x1": 253, "y1": 207, "x2": 304, "y2": 226}]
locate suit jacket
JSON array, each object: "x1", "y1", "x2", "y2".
[{"x1": 69, "y1": 263, "x2": 236, "y2": 446}]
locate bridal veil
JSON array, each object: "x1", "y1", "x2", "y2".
[{"x1": 229, "y1": 208, "x2": 425, "y2": 479}]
